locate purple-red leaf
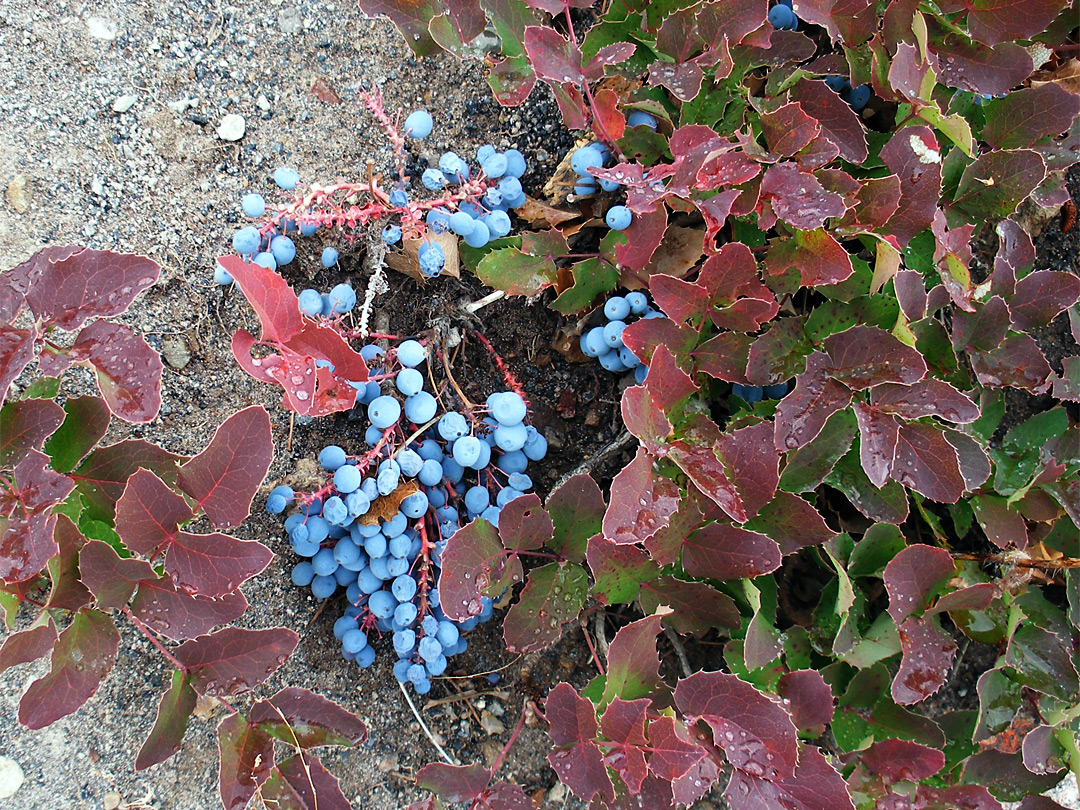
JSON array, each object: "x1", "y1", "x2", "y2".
[
  {"x1": 965, "y1": 0, "x2": 1069, "y2": 46},
  {"x1": 970, "y1": 334, "x2": 1054, "y2": 393},
  {"x1": 971, "y1": 495, "x2": 1028, "y2": 550},
  {"x1": 64, "y1": 320, "x2": 163, "y2": 423},
  {"x1": 135, "y1": 670, "x2": 198, "y2": 771},
  {"x1": 545, "y1": 683, "x2": 614, "y2": 804},
  {"x1": 766, "y1": 229, "x2": 854, "y2": 289},
  {"x1": 130, "y1": 576, "x2": 248, "y2": 642},
  {"x1": 884, "y1": 544, "x2": 956, "y2": 625},
  {"x1": 217, "y1": 714, "x2": 274, "y2": 810},
  {"x1": 776, "y1": 670, "x2": 834, "y2": 732},
  {"x1": 621, "y1": 385, "x2": 671, "y2": 455},
  {"x1": 416, "y1": 762, "x2": 492, "y2": 802},
  {"x1": 892, "y1": 423, "x2": 967, "y2": 502},
  {"x1": 761, "y1": 103, "x2": 821, "y2": 157},
  {"x1": 683, "y1": 521, "x2": 782, "y2": 581},
  {"x1": 649, "y1": 275, "x2": 709, "y2": 325},
  {"x1": 497, "y1": 493, "x2": 552, "y2": 552},
  {"x1": 644, "y1": 344, "x2": 699, "y2": 414},
  {"x1": 862, "y1": 738, "x2": 945, "y2": 781},
  {"x1": 983, "y1": 83, "x2": 1080, "y2": 150},
  {"x1": 880, "y1": 127, "x2": 942, "y2": 247},
  {"x1": 72, "y1": 439, "x2": 182, "y2": 521},
  {"x1": 169, "y1": 532, "x2": 273, "y2": 598},
  {"x1": 79, "y1": 539, "x2": 157, "y2": 609},
  {"x1": 638, "y1": 576, "x2": 741, "y2": 634},
  {"x1": 440, "y1": 518, "x2": 520, "y2": 621},
  {"x1": 871, "y1": 380, "x2": 980, "y2": 422},
  {"x1": 261, "y1": 751, "x2": 351, "y2": 810},
  {"x1": 952, "y1": 150, "x2": 1047, "y2": 221},
  {"x1": 746, "y1": 317, "x2": 811, "y2": 386},
  {"x1": 23, "y1": 248, "x2": 160, "y2": 332},
  {"x1": 648, "y1": 60, "x2": 704, "y2": 102},
  {"x1": 599, "y1": 697, "x2": 650, "y2": 792},
  {"x1": 854, "y1": 399, "x2": 901, "y2": 487},
  {"x1": 717, "y1": 421, "x2": 780, "y2": 520},
  {"x1": 115, "y1": 467, "x2": 194, "y2": 556},
  {"x1": 0, "y1": 618, "x2": 57, "y2": 673},
  {"x1": 824, "y1": 325, "x2": 928, "y2": 390},
  {"x1": 747, "y1": 492, "x2": 835, "y2": 556},
  {"x1": 524, "y1": 25, "x2": 582, "y2": 83},
  {"x1": 217, "y1": 254, "x2": 303, "y2": 344},
  {"x1": 47, "y1": 513, "x2": 92, "y2": 611},
  {"x1": 675, "y1": 670, "x2": 799, "y2": 779},
  {"x1": 1009, "y1": 270, "x2": 1080, "y2": 331},
  {"x1": 760, "y1": 163, "x2": 847, "y2": 231},
  {"x1": 0, "y1": 325, "x2": 35, "y2": 406},
  {"x1": 0, "y1": 398, "x2": 64, "y2": 467},
  {"x1": 178, "y1": 406, "x2": 273, "y2": 529},
  {"x1": 725, "y1": 745, "x2": 854, "y2": 810},
  {"x1": 250, "y1": 687, "x2": 367, "y2": 748},
  {"x1": 502, "y1": 561, "x2": 587, "y2": 653},
  {"x1": 789, "y1": 79, "x2": 868, "y2": 164},
  {"x1": 18, "y1": 607, "x2": 120, "y2": 729},
  {"x1": 616, "y1": 205, "x2": 668, "y2": 271},
  {"x1": 694, "y1": 332, "x2": 753, "y2": 383},
  {"x1": 621, "y1": 313, "x2": 699, "y2": 367},
  {"x1": 774, "y1": 354, "x2": 853, "y2": 451},
  {"x1": 647, "y1": 716, "x2": 707, "y2": 782},
  {"x1": 892, "y1": 616, "x2": 958, "y2": 704},
  {"x1": 174, "y1": 626, "x2": 298, "y2": 698},
  {"x1": 602, "y1": 447, "x2": 681, "y2": 545},
  {"x1": 928, "y1": 24, "x2": 1033, "y2": 96}
]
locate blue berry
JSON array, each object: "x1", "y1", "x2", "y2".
[
  {"x1": 422, "y1": 168, "x2": 447, "y2": 190},
  {"x1": 626, "y1": 111, "x2": 658, "y2": 130},
  {"x1": 329, "y1": 283, "x2": 357, "y2": 315},
  {"x1": 270, "y1": 235, "x2": 296, "y2": 266},
  {"x1": 397, "y1": 340, "x2": 427, "y2": 367},
  {"x1": 232, "y1": 226, "x2": 261, "y2": 255},
  {"x1": 503, "y1": 149, "x2": 527, "y2": 178},
  {"x1": 334, "y1": 464, "x2": 362, "y2": 494},
  {"x1": 404, "y1": 110, "x2": 433, "y2": 139},
  {"x1": 482, "y1": 153, "x2": 508, "y2": 178},
  {"x1": 382, "y1": 224, "x2": 402, "y2": 245},
  {"x1": 321, "y1": 247, "x2": 339, "y2": 268},
  {"x1": 274, "y1": 167, "x2": 301, "y2": 190},
  {"x1": 571, "y1": 145, "x2": 604, "y2": 175},
  {"x1": 606, "y1": 205, "x2": 632, "y2": 231},
  {"x1": 319, "y1": 445, "x2": 348, "y2": 470},
  {"x1": 369, "y1": 396, "x2": 402, "y2": 429},
  {"x1": 418, "y1": 242, "x2": 445, "y2": 276},
  {"x1": 404, "y1": 391, "x2": 437, "y2": 424},
  {"x1": 214, "y1": 264, "x2": 234, "y2": 285},
  {"x1": 242, "y1": 193, "x2": 266, "y2": 218}
]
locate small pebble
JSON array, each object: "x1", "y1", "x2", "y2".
[
  {"x1": 167, "y1": 97, "x2": 197, "y2": 113},
  {"x1": 162, "y1": 338, "x2": 191, "y2": 370},
  {"x1": 6, "y1": 174, "x2": 30, "y2": 213},
  {"x1": 216, "y1": 113, "x2": 246, "y2": 141},
  {"x1": 85, "y1": 16, "x2": 118, "y2": 40},
  {"x1": 111, "y1": 95, "x2": 137, "y2": 114},
  {"x1": 0, "y1": 757, "x2": 25, "y2": 799}
]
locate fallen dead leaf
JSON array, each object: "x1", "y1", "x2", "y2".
[{"x1": 386, "y1": 231, "x2": 460, "y2": 283}]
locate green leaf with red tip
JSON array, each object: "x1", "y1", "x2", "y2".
[
  {"x1": 502, "y1": 560, "x2": 587, "y2": 653},
  {"x1": 261, "y1": 751, "x2": 352, "y2": 810},
  {"x1": 600, "y1": 612, "x2": 666, "y2": 708},
  {"x1": 546, "y1": 473, "x2": 604, "y2": 564},
  {"x1": 217, "y1": 713, "x2": 274, "y2": 810},
  {"x1": 745, "y1": 491, "x2": 835, "y2": 556},
  {"x1": 135, "y1": 670, "x2": 198, "y2": 771},
  {"x1": 586, "y1": 534, "x2": 657, "y2": 605}
]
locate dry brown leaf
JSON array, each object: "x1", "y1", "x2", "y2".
[
  {"x1": 514, "y1": 195, "x2": 580, "y2": 228},
  {"x1": 1031, "y1": 58, "x2": 1080, "y2": 95},
  {"x1": 310, "y1": 78, "x2": 342, "y2": 104},
  {"x1": 644, "y1": 225, "x2": 705, "y2": 278},
  {"x1": 358, "y1": 479, "x2": 420, "y2": 525},
  {"x1": 386, "y1": 231, "x2": 460, "y2": 283}
]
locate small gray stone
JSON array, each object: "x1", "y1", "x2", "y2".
[
  {"x1": 112, "y1": 94, "x2": 137, "y2": 114},
  {"x1": 0, "y1": 757, "x2": 25, "y2": 799},
  {"x1": 278, "y1": 8, "x2": 302, "y2": 35},
  {"x1": 162, "y1": 338, "x2": 191, "y2": 370},
  {"x1": 216, "y1": 113, "x2": 246, "y2": 142},
  {"x1": 6, "y1": 174, "x2": 30, "y2": 213},
  {"x1": 85, "y1": 16, "x2": 118, "y2": 40},
  {"x1": 167, "y1": 97, "x2": 198, "y2": 114}
]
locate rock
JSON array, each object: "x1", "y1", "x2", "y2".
[
  {"x1": 216, "y1": 113, "x2": 246, "y2": 142},
  {"x1": 6, "y1": 174, "x2": 30, "y2": 213},
  {"x1": 103, "y1": 792, "x2": 122, "y2": 810},
  {"x1": 112, "y1": 94, "x2": 137, "y2": 114},
  {"x1": 85, "y1": 16, "x2": 118, "y2": 40},
  {"x1": 256, "y1": 94, "x2": 271, "y2": 112},
  {"x1": 0, "y1": 757, "x2": 24, "y2": 799},
  {"x1": 480, "y1": 710, "x2": 506, "y2": 735},
  {"x1": 162, "y1": 338, "x2": 191, "y2": 370},
  {"x1": 278, "y1": 8, "x2": 302, "y2": 35},
  {"x1": 167, "y1": 97, "x2": 197, "y2": 114}
]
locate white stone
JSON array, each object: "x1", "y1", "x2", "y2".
[
  {"x1": 216, "y1": 113, "x2": 246, "y2": 142},
  {"x1": 167, "y1": 97, "x2": 197, "y2": 114},
  {"x1": 256, "y1": 94, "x2": 271, "y2": 111},
  {"x1": 112, "y1": 94, "x2": 137, "y2": 113},
  {"x1": 85, "y1": 16, "x2": 118, "y2": 40},
  {"x1": 0, "y1": 757, "x2": 25, "y2": 799}
]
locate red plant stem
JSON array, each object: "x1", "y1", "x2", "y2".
[
  {"x1": 471, "y1": 331, "x2": 528, "y2": 400},
  {"x1": 581, "y1": 621, "x2": 607, "y2": 675},
  {"x1": 123, "y1": 606, "x2": 185, "y2": 671},
  {"x1": 563, "y1": 4, "x2": 627, "y2": 163},
  {"x1": 489, "y1": 701, "x2": 530, "y2": 775}
]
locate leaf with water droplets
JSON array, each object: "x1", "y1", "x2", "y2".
[
  {"x1": 546, "y1": 473, "x2": 604, "y2": 564},
  {"x1": 621, "y1": 385, "x2": 671, "y2": 456},
  {"x1": 131, "y1": 576, "x2": 248, "y2": 642},
  {"x1": 1008, "y1": 270, "x2": 1080, "y2": 331},
  {"x1": 502, "y1": 561, "x2": 587, "y2": 654},
  {"x1": 760, "y1": 164, "x2": 847, "y2": 231},
  {"x1": 647, "y1": 716, "x2": 707, "y2": 782},
  {"x1": 674, "y1": 670, "x2": 799, "y2": 780},
  {"x1": 175, "y1": 626, "x2": 299, "y2": 698},
  {"x1": 603, "y1": 447, "x2": 681, "y2": 545},
  {"x1": 695, "y1": 332, "x2": 753, "y2": 383},
  {"x1": 598, "y1": 697, "x2": 650, "y2": 793},
  {"x1": 745, "y1": 492, "x2": 835, "y2": 556},
  {"x1": 79, "y1": 538, "x2": 157, "y2": 609},
  {"x1": 862, "y1": 738, "x2": 945, "y2": 782},
  {"x1": 23, "y1": 248, "x2": 160, "y2": 332},
  {"x1": 682, "y1": 521, "x2": 782, "y2": 581},
  {"x1": 971, "y1": 495, "x2": 1028, "y2": 550},
  {"x1": 747, "y1": 317, "x2": 813, "y2": 387},
  {"x1": 18, "y1": 607, "x2": 120, "y2": 729},
  {"x1": 250, "y1": 686, "x2": 367, "y2": 750},
  {"x1": 0, "y1": 398, "x2": 64, "y2": 467},
  {"x1": 970, "y1": 334, "x2": 1054, "y2": 394},
  {"x1": 774, "y1": 353, "x2": 853, "y2": 452},
  {"x1": 776, "y1": 670, "x2": 834, "y2": 733},
  {"x1": 724, "y1": 745, "x2": 855, "y2": 810},
  {"x1": 601, "y1": 612, "x2": 666, "y2": 708},
  {"x1": 892, "y1": 423, "x2": 967, "y2": 502},
  {"x1": 884, "y1": 544, "x2": 956, "y2": 625},
  {"x1": 717, "y1": 421, "x2": 779, "y2": 521},
  {"x1": 1006, "y1": 623, "x2": 1080, "y2": 701},
  {"x1": 178, "y1": 406, "x2": 273, "y2": 529},
  {"x1": 879, "y1": 127, "x2": 941, "y2": 247},
  {"x1": 639, "y1": 576, "x2": 741, "y2": 634},
  {"x1": 790, "y1": 79, "x2": 868, "y2": 164},
  {"x1": 440, "y1": 518, "x2": 521, "y2": 622},
  {"x1": 871, "y1": 380, "x2": 980, "y2": 423},
  {"x1": 416, "y1": 762, "x2": 492, "y2": 803},
  {"x1": 825, "y1": 325, "x2": 928, "y2": 390},
  {"x1": 62, "y1": 320, "x2": 164, "y2": 423},
  {"x1": 0, "y1": 325, "x2": 34, "y2": 407},
  {"x1": 779, "y1": 409, "x2": 858, "y2": 494},
  {"x1": 545, "y1": 683, "x2": 614, "y2": 804},
  {"x1": 983, "y1": 83, "x2": 1080, "y2": 149},
  {"x1": 587, "y1": 534, "x2": 657, "y2": 605},
  {"x1": 827, "y1": 448, "x2": 910, "y2": 525},
  {"x1": 853, "y1": 399, "x2": 900, "y2": 488},
  {"x1": 891, "y1": 615, "x2": 957, "y2": 705},
  {"x1": 217, "y1": 713, "x2": 274, "y2": 810},
  {"x1": 524, "y1": 24, "x2": 583, "y2": 83},
  {"x1": 135, "y1": 669, "x2": 198, "y2": 771},
  {"x1": 644, "y1": 344, "x2": 699, "y2": 416}
]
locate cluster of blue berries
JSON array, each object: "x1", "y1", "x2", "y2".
[
  {"x1": 579, "y1": 292, "x2": 664, "y2": 381},
  {"x1": 732, "y1": 383, "x2": 789, "y2": 403},
  {"x1": 824, "y1": 76, "x2": 871, "y2": 112},
  {"x1": 295, "y1": 279, "x2": 357, "y2": 320},
  {"x1": 768, "y1": 0, "x2": 799, "y2": 30},
  {"x1": 266, "y1": 338, "x2": 547, "y2": 694}
]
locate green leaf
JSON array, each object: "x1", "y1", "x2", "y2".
[
  {"x1": 599, "y1": 612, "x2": 665, "y2": 708},
  {"x1": 551, "y1": 258, "x2": 619, "y2": 315},
  {"x1": 547, "y1": 473, "x2": 605, "y2": 564},
  {"x1": 779, "y1": 410, "x2": 859, "y2": 493},
  {"x1": 805, "y1": 295, "x2": 899, "y2": 342},
  {"x1": 475, "y1": 246, "x2": 557, "y2": 297},
  {"x1": 502, "y1": 561, "x2": 587, "y2": 654},
  {"x1": 916, "y1": 107, "x2": 974, "y2": 157},
  {"x1": 19, "y1": 377, "x2": 61, "y2": 400},
  {"x1": 0, "y1": 589, "x2": 20, "y2": 630},
  {"x1": 135, "y1": 670, "x2": 197, "y2": 770},
  {"x1": 458, "y1": 236, "x2": 519, "y2": 274},
  {"x1": 975, "y1": 667, "x2": 1023, "y2": 740},
  {"x1": 848, "y1": 524, "x2": 907, "y2": 579},
  {"x1": 44, "y1": 396, "x2": 112, "y2": 473}
]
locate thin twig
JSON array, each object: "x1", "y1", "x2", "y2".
[
  {"x1": 593, "y1": 611, "x2": 611, "y2": 661},
  {"x1": 664, "y1": 626, "x2": 693, "y2": 679},
  {"x1": 399, "y1": 680, "x2": 458, "y2": 765},
  {"x1": 550, "y1": 430, "x2": 636, "y2": 494},
  {"x1": 464, "y1": 289, "x2": 506, "y2": 314}
]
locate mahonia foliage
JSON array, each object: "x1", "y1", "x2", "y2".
[
  {"x1": 0, "y1": 248, "x2": 367, "y2": 810},
  {"x1": 360, "y1": 0, "x2": 1080, "y2": 808}
]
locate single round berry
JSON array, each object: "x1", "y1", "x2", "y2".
[
  {"x1": 605, "y1": 205, "x2": 632, "y2": 231},
  {"x1": 605, "y1": 296, "x2": 631, "y2": 320},
  {"x1": 274, "y1": 167, "x2": 301, "y2": 190},
  {"x1": 404, "y1": 110, "x2": 433, "y2": 139},
  {"x1": 369, "y1": 396, "x2": 402, "y2": 429},
  {"x1": 232, "y1": 226, "x2": 261, "y2": 255},
  {"x1": 241, "y1": 193, "x2": 266, "y2": 218},
  {"x1": 321, "y1": 247, "x2": 339, "y2": 268},
  {"x1": 397, "y1": 340, "x2": 427, "y2": 367}
]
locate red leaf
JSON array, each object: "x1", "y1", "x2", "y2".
[
  {"x1": 853, "y1": 399, "x2": 901, "y2": 487},
  {"x1": 600, "y1": 697, "x2": 651, "y2": 793},
  {"x1": 502, "y1": 560, "x2": 587, "y2": 653},
  {"x1": 965, "y1": 0, "x2": 1069, "y2": 46},
  {"x1": 674, "y1": 670, "x2": 799, "y2": 779},
  {"x1": 725, "y1": 745, "x2": 855, "y2": 810},
  {"x1": 926, "y1": 582, "x2": 997, "y2": 616},
  {"x1": 497, "y1": 493, "x2": 552, "y2": 552},
  {"x1": 250, "y1": 686, "x2": 367, "y2": 748},
  {"x1": 178, "y1": 406, "x2": 273, "y2": 529},
  {"x1": 524, "y1": 25, "x2": 582, "y2": 83},
  {"x1": 971, "y1": 495, "x2": 1028, "y2": 550},
  {"x1": 649, "y1": 275, "x2": 709, "y2": 324},
  {"x1": 545, "y1": 683, "x2": 614, "y2": 804},
  {"x1": 766, "y1": 229, "x2": 854, "y2": 288},
  {"x1": 546, "y1": 681, "x2": 597, "y2": 745},
  {"x1": 18, "y1": 608, "x2": 120, "y2": 729},
  {"x1": 439, "y1": 518, "x2": 521, "y2": 621},
  {"x1": 952, "y1": 150, "x2": 1047, "y2": 221},
  {"x1": 283, "y1": 319, "x2": 369, "y2": 384},
  {"x1": 603, "y1": 447, "x2": 681, "y2": 545},
  {"x1": 488, "y1": 56, "x2": 536, "y2": 106},
  {"x1": 131, "y1": 576, "x2": 248, "y2": 642},
  {"x1": 72, "y1": 439, "x2": 182, "y2": 521},
  {"x1": 648, "y1": 60, "x2": 704, "y2": 102},
  {"x1": 884, "y1": 544, "x2": 956, "y2": 625},
  {"x1": 760, "y1": 163, "x2": 847, "y2": 231},
  {"x1": 79, "y1": 539, "x2": 157, "y2": 609},
  {"x1": 970, "y1": 334, "x2": 1053, "y2": 394},
  {"x1": 825, "y1": 325, "x2": 928, "y2": 390},
  {"x1": 776, "y1": 670, "x2": 834, "y2": 732},
  {"x1": 23, "y1": 248, "x2": 160, "y2": 332},
  {"x1": 717, "y1": 422, "x2": 780, "y2": 520},
  {"x1": 774, "y1": 354, "x2": 853, "y2": 451},
  {"x1": 1009, "y1": 270, "x2": 1080, "y2": 331},
  {"x1": 169, "y1": 532, "x2": 273, "y2": 598},
  {"x1": 761, "y1": 103, "x2": 821, "y2": 157},
  {"x1": 551, "y1": 82, "x2": 588, "y2": 130},
  {"x1": 65, "y1": 320, "x2": 164, "y2": 422},
  {"x1": 1, "y1": 450, "x2": 72, "y2": 582},
  {"x1": 621, "y1": 316, "x2": 699, "y2": 367},
  {"x1": 647, "y1": 716, "x2": 707, "y2": 782},
  {"x1": 892, "y1": 423, "x2": 967, "y2": 502},
  {"x1": 644, "y1": 344, "x2": 699, "y2": 414},
  {"x1": 862, "y1": 738, "x2": 945, "y2": 781},
  {"x1": 852, "y1": 176, "x2": 902, "y2": 230},
  {"x1": 644, "y1": 488, "x2": 711, "y2": 565},
  {"x1": 927, "y1": 22, "x2": 1034, "y2": 97},
  {"x1": 602, "y1": 612, "x2": 666, "y2": 705},
  {"x1": 747, "y1": 491, "x2": 835, "y2": 556},
  {"x1": 697, "y1": 189, "x2": 743, "y2": 242},
  {"x1": 696, "y1": 0, "x2": 768, "y2": 45},
  {"x1": 639, "y1": 576, "x2": 741, "y2": 634},
  {"x1": 417, "y1": 762, "x2": 492, "y2": 802},
  {"x1": 622, "y1": 386, "x2": 670, "y2": 458},
  {"x1": 879, "y1": 127, "x2": 942, "y2": 247},
  {"x1": 792, "y1": 0, "x2": 875, "y2": 45},
  {"x1": 892, "y1": 616, "x2": 957, "y2": 704},
  {"x1": 683, "y1": 520, "x2": 782, "y2": 580},
  {"x1": 616, "y1": 205, "x2": 668, "y2": 271},
  {"x1": 694, "y1": 332, "x2": 752, "y2": 383},
  {"x1": 696, "y1": 149, "x2": 762, "y2": 188},
  {"x1": 262, "y1": 751, "x2": 352, "y2": 810},
  {"x1": 136, "y1": 670, "x2": 198, "y2": 770},
  {"x1": 993, "y1": 220, "x2": 1034, "y2": 298},
  {"x1": 0, "y1": 325, "x2": 35, "y2": 406},
  {"x1": 217, "y1": 714, "x2": 274, "y2": 810},
  {"x1": 871, "y1": 380, "x2": 980, "y2": 423},
  {"x1": 0, "y1": 398, "x2": 64, "y2": 467},
  {"x1": 115, "y1": 468, "x2": 194, "y2": 555},
  {"x1": 174, "y1": 626, "x2": 299, "y2": 698},
  {"x1": 0, "y1": 618, "x2": 57, "y2": 673},
  {"x1": 590, "y1": 87, "x2": 625, "y2": 141},
  {"x1": 0, "y1": 246, "x2": 83, "y2": 321},
  {"x1": 217, "y1": 256, "x2": 301, "y2": 343},
  {"x1": 789, "y1": 79, "x2": 868, "y2": 164},
  {"x1": 983, "y1": 83, "x2": 1080, "y2": 150},
  {"x1": 668, "y1": 438, "x2": 745, "y2": 522}
]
